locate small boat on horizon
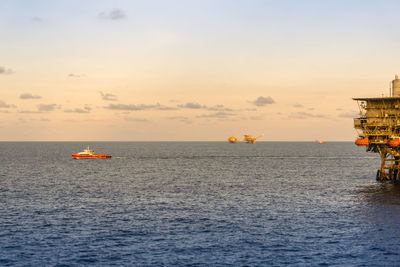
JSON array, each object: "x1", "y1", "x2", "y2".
[{"x1": 71, "y1": 146, "x2": 111, "y2": 159}]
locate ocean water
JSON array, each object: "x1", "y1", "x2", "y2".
[{"x1": 1, "y1": 142, "x2": 400, "y2": 266}]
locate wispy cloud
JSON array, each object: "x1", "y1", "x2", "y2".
[
  {"x1": 105, "y1": 103, "x2": 158, "y2": 111},
  {"x1": 31, "y1": 17, "x2": 43, "y2": 22},
  {"x1": 207, "y1": 104, "x2": 233, "y2": 111},
  {"x1": 0, "y1": 101, "x2": 11, "y2": 108},
  {"x1": 100, "y1": 91, "x2": 117, "y2": 101},
  {"x1": 158, "y1": 106, "x2": 179, "y2": 110},
  {"x1": 0, "y1": 100, "x2": 16, "y2": 108},
  {"x1": 167, "y1": 116, "x2": 192, "y2": 124},
  {"x1": 290, "y1": 111, "x2": 327, "y2": 119},
  {"x1": 197, "y1": 111, "x2": 237, "y2": 119},
  {"x1": 251, "y1": 96, "x2": 275, "y2": 107},
  {"x1": 18, "y1": 110, "x2": 43, "y2": 114},
  {"x1": 124, "y1": 117, "x2": 149, "y2": 122},
  {"x1": 0, "y1": 66, "x2": 14, "y2": 75},
  {"x1": 293, "y1": 104, "x2": 303, "y2": 108},
  {"x1": 178, "y1": 102, "x2": 234, "y2": 111},
  {"x1": 249, "y1": 115, "x2": 265, "y2": 120},
  {"x1": 104, "y1": 103, "x2": 176, "y2": 111},
  {"x1": 68, "y1": 73, "x2": 85, "y2": 78},
  {"x1": 64, "y1": 106, "x2": 91, "y2": 114},
  {"x1": 106, "y1": 101, "x2": 230, "y2": 112},
  {"x1": 20, "y1": 93, "x2": 41, "y2": 100},
  {"x1": 338, "y1": 111, "x2": 358, "y2": 118},
  {"x1": 98, "y1": 9, "x2": 126, "y2": 20},
  {"x1": 37, "y1": 104, "x2": 59, "y2": 112},
  {"x1": 178, "y1": 102, "x2": 205, "y2": 109}
]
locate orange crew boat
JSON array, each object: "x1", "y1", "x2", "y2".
[{"x1": 71, "y1": 146, "x2": 111, "y2": 159}]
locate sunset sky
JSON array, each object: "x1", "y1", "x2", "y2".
[{"x1": 1, "y1": 0, "x2": 400, "y2": 141}]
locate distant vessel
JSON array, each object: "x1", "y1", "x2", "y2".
[
  {"x1": 71, "y1": 146, "x2": 111, "y2": 159},
  {"x1": 243, "y1": 134, "x2": 263, "y2": 144},
  {"x1": 228, "y1": 136, "x2": 238, "y2": 143}
]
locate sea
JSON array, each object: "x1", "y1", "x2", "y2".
[{"x1": 1, "y1": 142, "x2": 400, "y2": 266}]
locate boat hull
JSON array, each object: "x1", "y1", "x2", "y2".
[
  {"x1": 71, "y1": 154, "x2": 111, "y2": 159},
  {"x1": 355, "y1": 137, "x2": 369, "y2": 146}
]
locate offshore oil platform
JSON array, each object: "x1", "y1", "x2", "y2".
[
  {"x1": 227, "y1": 134, "x2": 263, "y2": 144},
  {"x1": 354, "y1": 75, "x2": 400, "y2": 181}
]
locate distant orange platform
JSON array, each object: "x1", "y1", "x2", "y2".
[{"x1": 72, "y1": 146, "x2": 111, "y2": 159}]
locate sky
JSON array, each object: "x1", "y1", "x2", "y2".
[{"x1": 1, "y1": 0, "x2": 400, "y2": 141}]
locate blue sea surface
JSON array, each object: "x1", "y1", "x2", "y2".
[{"x1": 1, "y1": 142, "x2": 400, "y2": 266}]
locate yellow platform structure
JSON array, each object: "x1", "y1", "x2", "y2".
[
  {"x1": 243, "y1": 134, "x2": 263, "y2": 144},
  {"x1": 228, "y1": 136, "x2": 238, "y2": 143},
  {"x1": 354, "y1": 75, "x2": 400, "y2": 181}
]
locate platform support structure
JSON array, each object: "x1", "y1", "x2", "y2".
[{"x1": 377, "y1": 146, "x2": 400, "y2": 181}]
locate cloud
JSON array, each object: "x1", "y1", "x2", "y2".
[
  {"x1": 249, "y1": 115, "x2": 264, "y2": 120},
  {"x1": 177, "y1": 102, "x2": 234, "y2": 111},
  {"x1": 290, "y1": 111, "x2": 327, "y2": 119},
  {"x1": 0, "y1": 66, "x2": 14, "y2": 75},
  {"x1": 104, "y1": 103, "x2": 176, "y2": 111},
  {"x1": 197, "y1": 111, "x2": 237, "y2": 119},
  {"x1": 64, "y1": 106, "x2": 91, "y2": 114},
  {"x1": 338, "y1": 111, "x2": 358, "y2": 118},
  {"x1": 20, "y1": 93, "x2": 41, "y2": 99},
  {"x1": 37, "y1": 104, "x2": 58, "y2": 112},
  {"x1": 207, "y1": 104, "x2": 234, "y2": 112},
  {"x1": 40, "y1": 118, "x2": 50, "y2": 122},
  {"x1": 0, "y1": 100, "x2": 13, "y2": 108},
  {"x1": 124, "y1": 117, "x2": 149, "y2": 122},
  {"x1": 336, "y1": 108, "x2": 343, "y2": 111},
  {"x1": 106, "y1": 102, "x2": 230, "y2": 112},
  {"x1": 293, "y1": 104, "x2": 303, "y2": 108},
  {"x1": 105, "y1": 103, "x2": 158, "y2": 111},
  {"x1": 18, "y1": 110, "x2": 43, "y2": 114},
  {"x1": 98, "y1": 9, "x2": 126, "y2": 20},
  {"x1": 31, "y1": 17, "x2": 43, "y2": 22},
  {"x1": 251, "y1": 96, "x2": 275, "y2": 107},
  {"x1": 168, "y1": 116, "x2": 188, "y2": 120},
  {"x1": 167, "y1": 116, "x2": 192, "y2": 124},
  {"x1": 68, "y1": 73, "x2": 85, "y2": 78},
  {"x1": 100, "y1": 91, "x2": 117, "y2": 101},
  {"x1": 178, "y1": 102, "x2": 205, "y2": 109},
  {"x1": 158, "y1": 106, "x2": 179, "y2": 110}
]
